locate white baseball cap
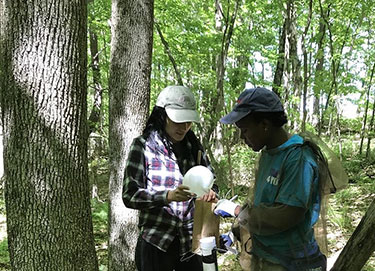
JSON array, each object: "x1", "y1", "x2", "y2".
[{"x1": 156, "y1": 85, "x2": 200, "y2": 123}]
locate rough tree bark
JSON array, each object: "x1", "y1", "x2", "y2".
[
  {"x1": 0, "y1": 1, "x2": 99, "y2": 270},
  {"x1": 331, "y1": 199, "x2": 375, "y2": 271},
  {"x1": 108, "y1": 0, "x2": 154, "y2": 270}
]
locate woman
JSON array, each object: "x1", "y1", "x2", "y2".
[
  {"x1": 216, "y1": 87, "x2": 327, "y2": 271},
  {"x1": 123, "y1": 85, "x2": 217, "y2": 271}
]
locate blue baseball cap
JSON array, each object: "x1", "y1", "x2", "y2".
[{"x1": 220, "y1": 87, "x2": 284, "y2": 124}]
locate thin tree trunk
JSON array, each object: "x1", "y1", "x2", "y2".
[
  {"x1": 272, "y1": 20, "x2": 287, "y2": 96},
  {"x1": 301, "y1": 0, "x2": 312, "y2": 132},
  {"x1": 224, "y1": 138, "x2": 235, "y2": 198},
  {"x1": 155, "y1": 21, "x2": 184, "y2": 86},
  {"x1": 88, "y1": 28, "x2": 104, "y2": 136},
  {"x1": 108, "y1": 0, "x2": 154, "y2": 270},
  {"x1": 314, "y1": 1, "x2": 328, "y2": 134},
  {"x1": 365, "y1": 95, "x2": 375, "y2": 158},
  {"x1": 215, "y1": 0, "x2": 240, "y2": 115},
  {"x1": 335, "y1": 107, "x2": 343, "y2": 160},
  {"x1": 359, "y1": 62, "x2": 375, "y2": 154},
  {"x1": 202, "y1": 0, "x2": 239, "y2": 166},
  {"x1": 319, "y1": 2, "x2": 351, "y2": 129},
  {"x1": 288, "y1": 0, "x2": 302, "y2": 131},
  {"x1": 197, "y1": 0, "x2": 240, "y2": 169},
  {"x1": 331, "y1": 199, "x2": 375, "y2": 271},
  {"x1": 0, "y1": 1, "x2": 98, "y2": 270}
]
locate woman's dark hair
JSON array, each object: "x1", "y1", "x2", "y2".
[
  {"x1": 250, "y1": 111, "x2": 288, "y2": 127},
  {"x1": 142, "y1": 106, "x2": 173, "y2": 153},
  {"x1": 143, "y1": 106, "x2": 167, "y2": 139}
]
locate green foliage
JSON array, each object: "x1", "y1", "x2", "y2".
[
  {"x1": 339, "y1": 118, "x2": 362, "y2": 134},
  {"x1": 0, "y1": 195, "x2": 9, "y2": 270},
  {"x1": 215, "y1": 143, "x2": 258, "y2": 204},
  {"x1": 91, "y1": 200, "x2": 109, "y2": 271},
  {"x1": 331, "y1": 135, "x2": 375, "y2": 184},
  {"x1": 218, "y1": 252, "x2": 243, "y2": 271},
  {"x1": 0, "y1": 239, "x2": 10, "y2": 270},
  {"x1": 328, "y1": 188, "x2": 357, "y2": 232},
  {"x1": 87, "y1": 0, "x2": 111, "y2": 135}
]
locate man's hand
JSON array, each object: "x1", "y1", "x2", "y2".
[
  {"x1": 167, "y1": 185, "x2": 195, "y2": 202},
  {"x1": 214, "y1": 199, "x2": 239, "y2": 217}
]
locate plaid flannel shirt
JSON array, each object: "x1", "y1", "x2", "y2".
[{"x1": 123, "y1": 131, "x2": 214, "y2": 256}]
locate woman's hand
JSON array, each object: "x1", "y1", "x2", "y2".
[
  {"x1": 200, "y1": 189, "x2": 217, "y2": 202},
  {"x1": 167, "y1": 185, "x2": 195, "y2": 202}
]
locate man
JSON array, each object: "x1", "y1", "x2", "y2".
[{"x1": 214, "y1": 87, "x2": 327, "y2": 271}]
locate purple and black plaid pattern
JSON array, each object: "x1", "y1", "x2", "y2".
[{"x1": 122, "y1": 131, "x2": 213, "y2": 256}]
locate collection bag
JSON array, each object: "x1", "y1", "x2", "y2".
[{"x1": 191, "y1": 199, "x2": 220, "y2": 254}]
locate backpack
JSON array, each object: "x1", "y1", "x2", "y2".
[{"x1": 299, "y1": 131, "x2": 349, "y2": 195}]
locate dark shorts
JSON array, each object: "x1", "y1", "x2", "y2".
[{"x1": 135, "y1": 236, "x2": 203, "y2": 271}]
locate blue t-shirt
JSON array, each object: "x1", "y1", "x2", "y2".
[{"x1": 252, "y1": 134, "x2": 321, "y2": 263}]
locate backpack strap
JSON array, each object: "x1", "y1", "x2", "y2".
[
  {"x1": 302, "y1": 140, "x2": 336, "y2": 193},
  {"x1": 277, "y1": 139, "x2": 333, "y2": 196}
]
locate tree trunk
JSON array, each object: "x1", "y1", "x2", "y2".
[
  {"x1": 359, "y1": 62, "x2": 375, "y2": 155},
  {"x1": 155, "y1": 22, "x2": 184, "y2": 86},
  {"x1": 319, "y1": 3, "x2": 351, "y2": 131},
  {"x1": 331, "y1": 199, "x2": 375, "y2": 271},
  {"x1": 108, "y1": 0, "x2": 153, "y2": 270},
  {"x1": 314, "y1": 2, "x2": 328, "y2": 134},
  {"x1": 272, "y1": 20, "x2": 287, "y2": 96},
  {"x1": 0, "y1": 1, "x2": 98, "y2": 270},
  {"x1": 200, "y1": 0, "x2": 239, "y2": 168},
  {"x1": 88, "y1": 28, "x2": 104, "y2": 136},
  {"x1": 365, "y1": 94, "x2": 375, "y2": 158},
  {"x1": 301, "y1": 0, "x2": 313, "y2": 132},
  {"x1": 287, "y1": 0, "x2": 302, "y2": 131}
]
